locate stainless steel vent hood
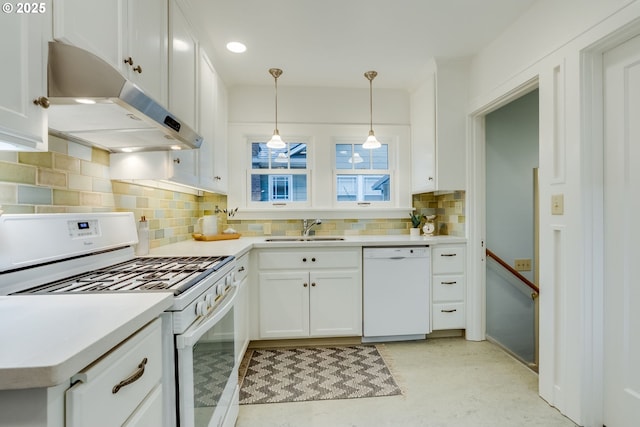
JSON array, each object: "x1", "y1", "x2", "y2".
[{"x1": 47, "y1": 42, "x2": 203, "y2": 152}]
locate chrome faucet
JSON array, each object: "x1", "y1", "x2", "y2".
[{"x1": 302, "y1": 219, "x2": 322, "y2": 237}]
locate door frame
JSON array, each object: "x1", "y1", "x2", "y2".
[
  {"x1": 581, "y1": 20, "x2": 640, "y2": 427},
  {"x1": 466, "y1": 77, "x2": 539, "y2": 344}
]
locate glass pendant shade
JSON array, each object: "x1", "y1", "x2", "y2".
[
  {"x1": 267, "y1": 130, "x2": 285, "y2": 149},
  {"x1": 362, "y1": 130, "x2": 381, "y2": 149}
]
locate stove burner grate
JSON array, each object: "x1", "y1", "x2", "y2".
[{"x1": 14, "y1": 256, "x2": 233, "y2": 296}]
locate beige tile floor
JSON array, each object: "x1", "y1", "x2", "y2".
[{"x1": 236, "y1": 338, "x2": 577, "y2": 427}]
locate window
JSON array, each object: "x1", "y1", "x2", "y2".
[
  {"x1": 335, "y1": 143, "x2": 391, "y2": 204},
  {"x1": 250, "y1": 141, "x2": 309, "y2": 205}
]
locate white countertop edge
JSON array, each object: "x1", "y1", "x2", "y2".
[
  {"x1": 0, "y1": 293, "x2": 173, "y2": 390},
  {"x1": 150, "y1": 235, "x2": 466, "y2": 257}
]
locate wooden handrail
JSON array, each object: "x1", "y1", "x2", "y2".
[{"x1": 486, "y1": 249, "x2": 540, "y2": 295}]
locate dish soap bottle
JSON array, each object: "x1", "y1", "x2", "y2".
[{"x1": 135, "y1": 216, "x2": 149, "y2": 256}]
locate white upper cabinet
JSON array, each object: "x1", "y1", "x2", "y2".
[
  {"x1": 169, "y1": 0, "x2": 198, "y2": 130},
  {"x1": 411, "y1": 59, "x2": 469, "y2": 193},
  {"x1": 0, "y1": 3, "x2": 49, "y2": 151},
  {"x1": 198, "y1": 50, "x2": 228, "y2": 194},
  {"x1": 53, "y1": 0, "x2": 168, "y2": 105}
]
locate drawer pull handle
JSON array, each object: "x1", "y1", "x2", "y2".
[
  {"x1": 112, "y1": 357, "x2": 148, "y2": 394},
  {"x1": 302, "y1": 257, "x2": 307, "y2": 262},
  {"x1": 441, "y1": 281, "x2": 457, "y2": 285},
  {"x1": 441, "y1": 253, "x2": 457, "y2": 257},
  {"x1": 238, "y1": 266, "x2": 245, "y2": 272},
  {"x1": 441, "y1": 309, "x2": 457, "y2": 313},
  {"x1": 311, "y1": 257, "x2": 316, "y2": 262}
]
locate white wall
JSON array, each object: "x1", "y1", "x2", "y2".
[
  {"x1": 228, "y1": 86, "x2": 410, "y2": 125},
  {"x1": 226, "y1": 86, "x2": 412, "y2": 215},
  {"x1": 467, "y1": 1, "x2": 640, "y2": 425}
]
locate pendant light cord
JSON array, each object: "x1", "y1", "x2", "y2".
[
  {"x1": 369, "y1": 77, "x2": 373, "y2": 133},
  {"x1": 274, "y1": 74, "x2": 279, "y2": 132}
]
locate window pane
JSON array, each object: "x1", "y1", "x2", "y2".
[
  {"x1": 354, "y1": 146, "x2": 370, "y2": 170},
  {"x1": 251, "y1": 174, "x2": 307, "y2": 202},
  {"x1": 336, "y1": 144, "x2": 353, "y2": 169},
  {"x1": 289, "y1": 143, "x2": 307, "y2": 169},
  {"x1": 252, "y1": 142, "x2": 307, "y2": 170},
  {"x1": 336, "y1": 174, "x2": 390, "y2": 202},
  {"x1": 371, "y1": 144, "x2": 388, "y2": 169}
]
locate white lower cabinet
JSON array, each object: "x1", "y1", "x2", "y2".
[
  {"x1": 431, "y1": 244, "x2": 466, "y2": 330},
  {"x1": 66, "y1": 318, "x2": 163, "y2": 427},
  {"x1": 257, "y1": 248, "x2": 362, "y2": 339}
]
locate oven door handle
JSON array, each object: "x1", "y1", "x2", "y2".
[{"x1": 176, "y1": 284, "x2": 238, "y2": 349}]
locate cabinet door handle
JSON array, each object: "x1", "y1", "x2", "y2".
[
  {"x1": 441, "y1": 309, "x2": 457, "y2": 313},
  {"x1": 112, "y1": 357, "x2": 147, "y2": 394},
  {"x1": 32, "y1": 96, "x2": 50, "y2": 109},
  {"x1": 441, "y1": 281, "x2": 457, "y2": 285},
  {"x1": 303, "y1": 283, "x2": 308, "y2": 287},
  {"x1": 311, "y1": 282, "x2": 316, "y2": 287},
  {"x1": 173, "y1": 157, "x2": 181, "y2": 164},
  {"x1": 123, "y1": 56, "x2": 134, "y2": 66},
  {"x1": 441, "y1": 253, "x2": 457, "y2": 257},
  {"x1": 133, "y1": 65, "x2": 143, "y2": 74},
  {"x1": 238, "y1": 266, "x2": 245, "y2": 272}
]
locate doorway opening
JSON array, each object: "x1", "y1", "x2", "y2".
[{"x1": 483, "y1": 89, "x2": 540, "y2": 369}]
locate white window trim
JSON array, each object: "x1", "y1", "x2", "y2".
[
  {"x1": 332, "y1": 138, "x2": 396, "y2": 208},
  {"x1": 246, "y1": 136, "x2": 312, "y2": 209}
]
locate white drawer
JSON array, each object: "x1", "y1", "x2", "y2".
[
  {"x1": 432, "y1": 302, "x2": 465, "y2": 330},
  {"x1": 432, "y1": 274, "x2": 465, "y2": 302},
  {"x1": 66, "y1": 319, "x2": 163, "y2": 427},
  {"x1": 432, "y1": 245, "x2": 465, "y2": 274},
  {"x1": 259, "y1": 248, "x2": 360, "y2": 270},
  {"x1": 234, "y1": 253, "x2": 249, "y2": 282}
]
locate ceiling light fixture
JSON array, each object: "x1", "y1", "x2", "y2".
[
  {"x1": 226, "y1": 41, "x2": 246, "y2": 53},
  {"x1": 266, "y1": 68, "x2": 286, "y2": 149},
  {"x1": 363, "y1": 70, "x2": 381, "y2": 149}
]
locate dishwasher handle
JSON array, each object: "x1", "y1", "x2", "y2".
[{"x1": 389, "y1": 256, "x2": 407, "y2": 260}]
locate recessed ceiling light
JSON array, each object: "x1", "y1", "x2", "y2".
[
  {"x1": 226, "y1": 41, "x2": 246, "y2": 53},
  {"x1": 121, "y1": 147, "x2": 134, "y2": 153},
  {"x1": 171, "y1": 145, "x2": 182, "y2": 150},
  {"x1": 75, "y1": 98, "x2": 96, "y2": 105}
]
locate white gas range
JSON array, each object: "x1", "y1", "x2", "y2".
[{"x1": 0, "y1": 212, "x2": 240, "y2": 427}]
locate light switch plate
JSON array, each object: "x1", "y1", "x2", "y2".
[{"x1": 551, "y1": 194, "x2": 564, "y2": 215}]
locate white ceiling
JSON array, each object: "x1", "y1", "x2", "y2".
[{"x1": 183, "y1": 0, "x2": 536, "y2": 91}]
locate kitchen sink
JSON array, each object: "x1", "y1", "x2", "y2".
[{"x1": 264, "y1": 237, "x2": 345, "y2": 242}]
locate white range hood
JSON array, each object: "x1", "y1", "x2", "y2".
[{"x1": 47, "y1": 42, "x2": 203, "y2": 152}]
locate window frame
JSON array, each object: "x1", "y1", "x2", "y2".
[
  {"x1": 332, "y1": 137, "x2": 395, "y2": 208},
  {"x1": 246, "y1": 137, "x2": 312, "y2": 209}
]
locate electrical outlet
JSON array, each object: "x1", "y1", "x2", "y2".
[
  {"x1": 263, "y1": 223, "x2": 272, "y2": 235},
  {"x1": 514, "y1": 258, "x2": 532, "y2": 271}
]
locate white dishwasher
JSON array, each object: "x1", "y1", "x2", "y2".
[{"x1": 363, "y1": 246, "x2": 430, "y2": 342}]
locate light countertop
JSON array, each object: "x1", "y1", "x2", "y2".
[
  {"x1": 150, "y1": 234, "x2": 466, "y2": 258},
  {"x1": 0, "y1": 293, "x2": 173, "y2": 390}
]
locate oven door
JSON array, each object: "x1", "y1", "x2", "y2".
[{"x1": 176, "y1": 284, "x2": 239, "y2": 427}]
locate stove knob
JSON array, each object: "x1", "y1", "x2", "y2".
[
  {"x1": 216, "y1": 283, "x2": 225, "y2": 296},
  {"x1": 226, "y1": 274, "x2": 234, "y2": 288},
  {"x1": 195, "y1": 301, "x2": 208, "y2": 317},
  {"x1": 204, "y1": 293, "x2": 214, "y2": 306}
]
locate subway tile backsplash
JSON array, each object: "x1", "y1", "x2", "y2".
[{"x1": 0, "y1": 134, "x2": 465, "y2": 248}]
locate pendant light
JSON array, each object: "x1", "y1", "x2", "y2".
[
  {"x1": 363, "y1": 70, "x2": 381, "y2": 149},
  {"x1": 266, "y1": 68, "x2": 286, "y2": 149}
]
